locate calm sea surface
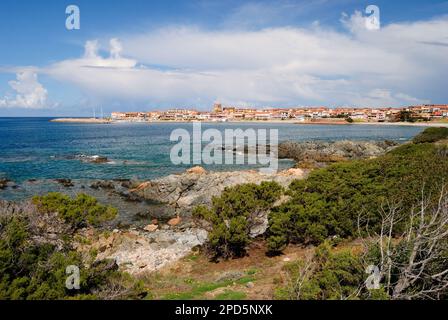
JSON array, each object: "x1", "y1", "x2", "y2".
[{"x1": 0, "y1": 117, "x2": 425, "y2": 183}]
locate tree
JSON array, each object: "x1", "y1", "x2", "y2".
[{"x1": 398, "y1": 110, "x2": 416, "y2": 122}]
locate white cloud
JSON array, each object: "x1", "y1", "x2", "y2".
[
  {"x1": 0, "y1": 70, "x2": 49, "y2": 109},
  {"x1": 109, "y1": 38, "x2": 124, "y2": 59},
  {"x1": 38, "y1": 13, "x2": 448, "y2": 109}
]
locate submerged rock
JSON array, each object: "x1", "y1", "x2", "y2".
[{"x1": 70, "y1": 154, "x2": 109, "y2": 164}]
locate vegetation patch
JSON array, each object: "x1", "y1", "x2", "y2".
[
  {"x1": 193, "y1": 181, "x2": 283, "y2": 259},
  {"x1": 412, "y1": 126, "x2": 448, "y2": 144},
  {"x1": 33, "y1": 192, "x2": 117, "y2": 229},
  {"x1": 0, "y1": 201, "x2": 143, "y2": 300},
  {"x1": 214, "y1": 290, "x2": 247, "y2": 300},
  {"x1": 162, "y1": 276, "x2": 255, "y2": 300},
  {"x1": 267, "y1": 129, "x2": 448, "y2": 253}
]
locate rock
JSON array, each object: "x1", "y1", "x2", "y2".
[
  {"x1": 90, "y1": 180, "x2": 115, "y2": 190},
  {"x1": 91, "y1": 258, "x2": 119, "y2": 272},
  {"x1": 204, "y1": 287, "x2": 230, "y2": 299},
  {"x1": 249, "y1": 211, "x2": 269, "y2": 238},
  {"x1": 0, "y1": 178, "x2": 10, "y2": 189},
  {"x1": 216, "y1": 271, "x2": 245, "y2": 282},
  {"x1": 130, "y1": 181, "x2": 151, "y2": 192},
  {"x1": 54, "y1": 178, "x2": 74, "y2": 187},
  {"x1": 246, "y1": 282, "x2": 255, "y2": 288},
  {"x1": 94, "y1": 228, "x2": 208, "y2": 275},
  {"x1": 186, "y1": 166, "x2": 207, "y2": 175},
  {"x1": 168, "y1": 215, "x2": 182, "y2": 227},
  {"x1": 131, "y1": 169, "x2": 306, "y2": 216},
  {"x1": 278, "y1": 140, "x2": 398, "y2": 164},
  {"x1": 279, "y1": 168, "x2": 305, "y2": 177},
  {"x1": 117, "y1": 190, "x2": 144, "y2": 202},
  {"x1": 91, "y1": 156, "x2": 109, "y2": 163},
  {"x1": 143, "y1": 224, "x2": 158, "y2": 232},
  {"x1": 74, "y1": 154, "x2": 109, "y2": 164}
]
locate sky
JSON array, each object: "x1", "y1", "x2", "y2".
[{"x1": 0, "y1": 0, "x2": 447, "y2": 116}]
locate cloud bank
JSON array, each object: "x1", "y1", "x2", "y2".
[{"x1": 6, "y1": 11, "x2": 448, "y2": 110}]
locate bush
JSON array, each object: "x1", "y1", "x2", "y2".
[
  {"x1": 0, "y1": 209, "x2": 143, "y2": 300},
  {"x1": 267, "y1": 139, "x2": 448, "y2": 253},
  {"x1": 193, "y1": 181, "x2": 283, "y2": 259},
  {"x1": 276, "y1": 242, "x2": 365, "y2": 300},
  {"x1": 33, "y1": 193, "x2": 117, "y2": 229},
  {"x1": 413, "y1": 127, "x2": 448, "y2": 144}
]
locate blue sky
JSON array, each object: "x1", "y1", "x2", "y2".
[{"x1": 1, "y1": 0, "x2": 447, "y2": 116}]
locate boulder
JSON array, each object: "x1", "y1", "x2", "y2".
[
  {"x1": 94, "y1": 228, "x2": 208, "y2": 275},
  {"x1": 0, "y1": 178, "x2": 10, "y2": 189},
  {"x1": 90, "y1": 180, "x2": 115, "y2": 190},
  {"x1": 186, "y1": 166, "x2": 207, "y2": 175},
  {"x1": 143, "y1": 224, "x2": 158, "y2": 232},
  {"x1": 168, "y1": 216, "x2": 182, "y2": 227},
  {"x1": 131, "y1": 169, "x2": 306, "y2": 216},
  {"x1": 278, "y1": 168, "x2": 305, "y2": 177},
  {"x1": 54, "y1": 178, "x2": 74, "y2": 187}
]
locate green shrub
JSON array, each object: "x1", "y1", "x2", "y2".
[
  {"x1": 276, "y1": 242, "x2": 365, "y2": 300},
  {"x1": 267, "y1": 140, "x2": 448, "y2": 253},
  {"x1": 33, "y1": 192, "x2": 117, "y2": 229},
  {"x1": 193, "y1": 181, "x2": 283, "y2": 259},
  {"x1": 0, "y1": 213, "x2": 143, "y2": 300},
  {"x1": 413, "y1": 127, "x2": 448, "y2": 144}
]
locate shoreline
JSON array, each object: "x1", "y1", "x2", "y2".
[
  {"x1": 50, "y1": 118, "x2": 448, "y2": 127},
  {"x1": 50, "y1": 118, "x2": 112, "y2": 124},
  {"x1": 114, "y1": 120, "x2": 448, "y2": 127}
]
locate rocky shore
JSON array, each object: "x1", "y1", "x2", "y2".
[
  {"x1": 129, "y1": 166, "x2": 306, "y2": 216},
  {"x1": 0, "y1": 139, "x2": 398, "y2": 275},
  {"x1": 278, "y1": 140, "x2": 398, "y2": 167}
]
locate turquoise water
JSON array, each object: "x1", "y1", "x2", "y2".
[{"x1": 0, "y1": 117, "x2": 425, "y2": 183}]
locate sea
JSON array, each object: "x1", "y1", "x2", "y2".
[{"x1": 0, "y1": 117, "x2": 425, "y2": 183}]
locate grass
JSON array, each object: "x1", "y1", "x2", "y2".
[
  {"x1": 185, "y1": 254, "x2": 200, "y2": 262},
  {"x1": 214, "y1": 290, "x2": 247, "y2": 300},
  {"x1": 161, "y1": 276, "x2": 255, "y2": 300}
]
